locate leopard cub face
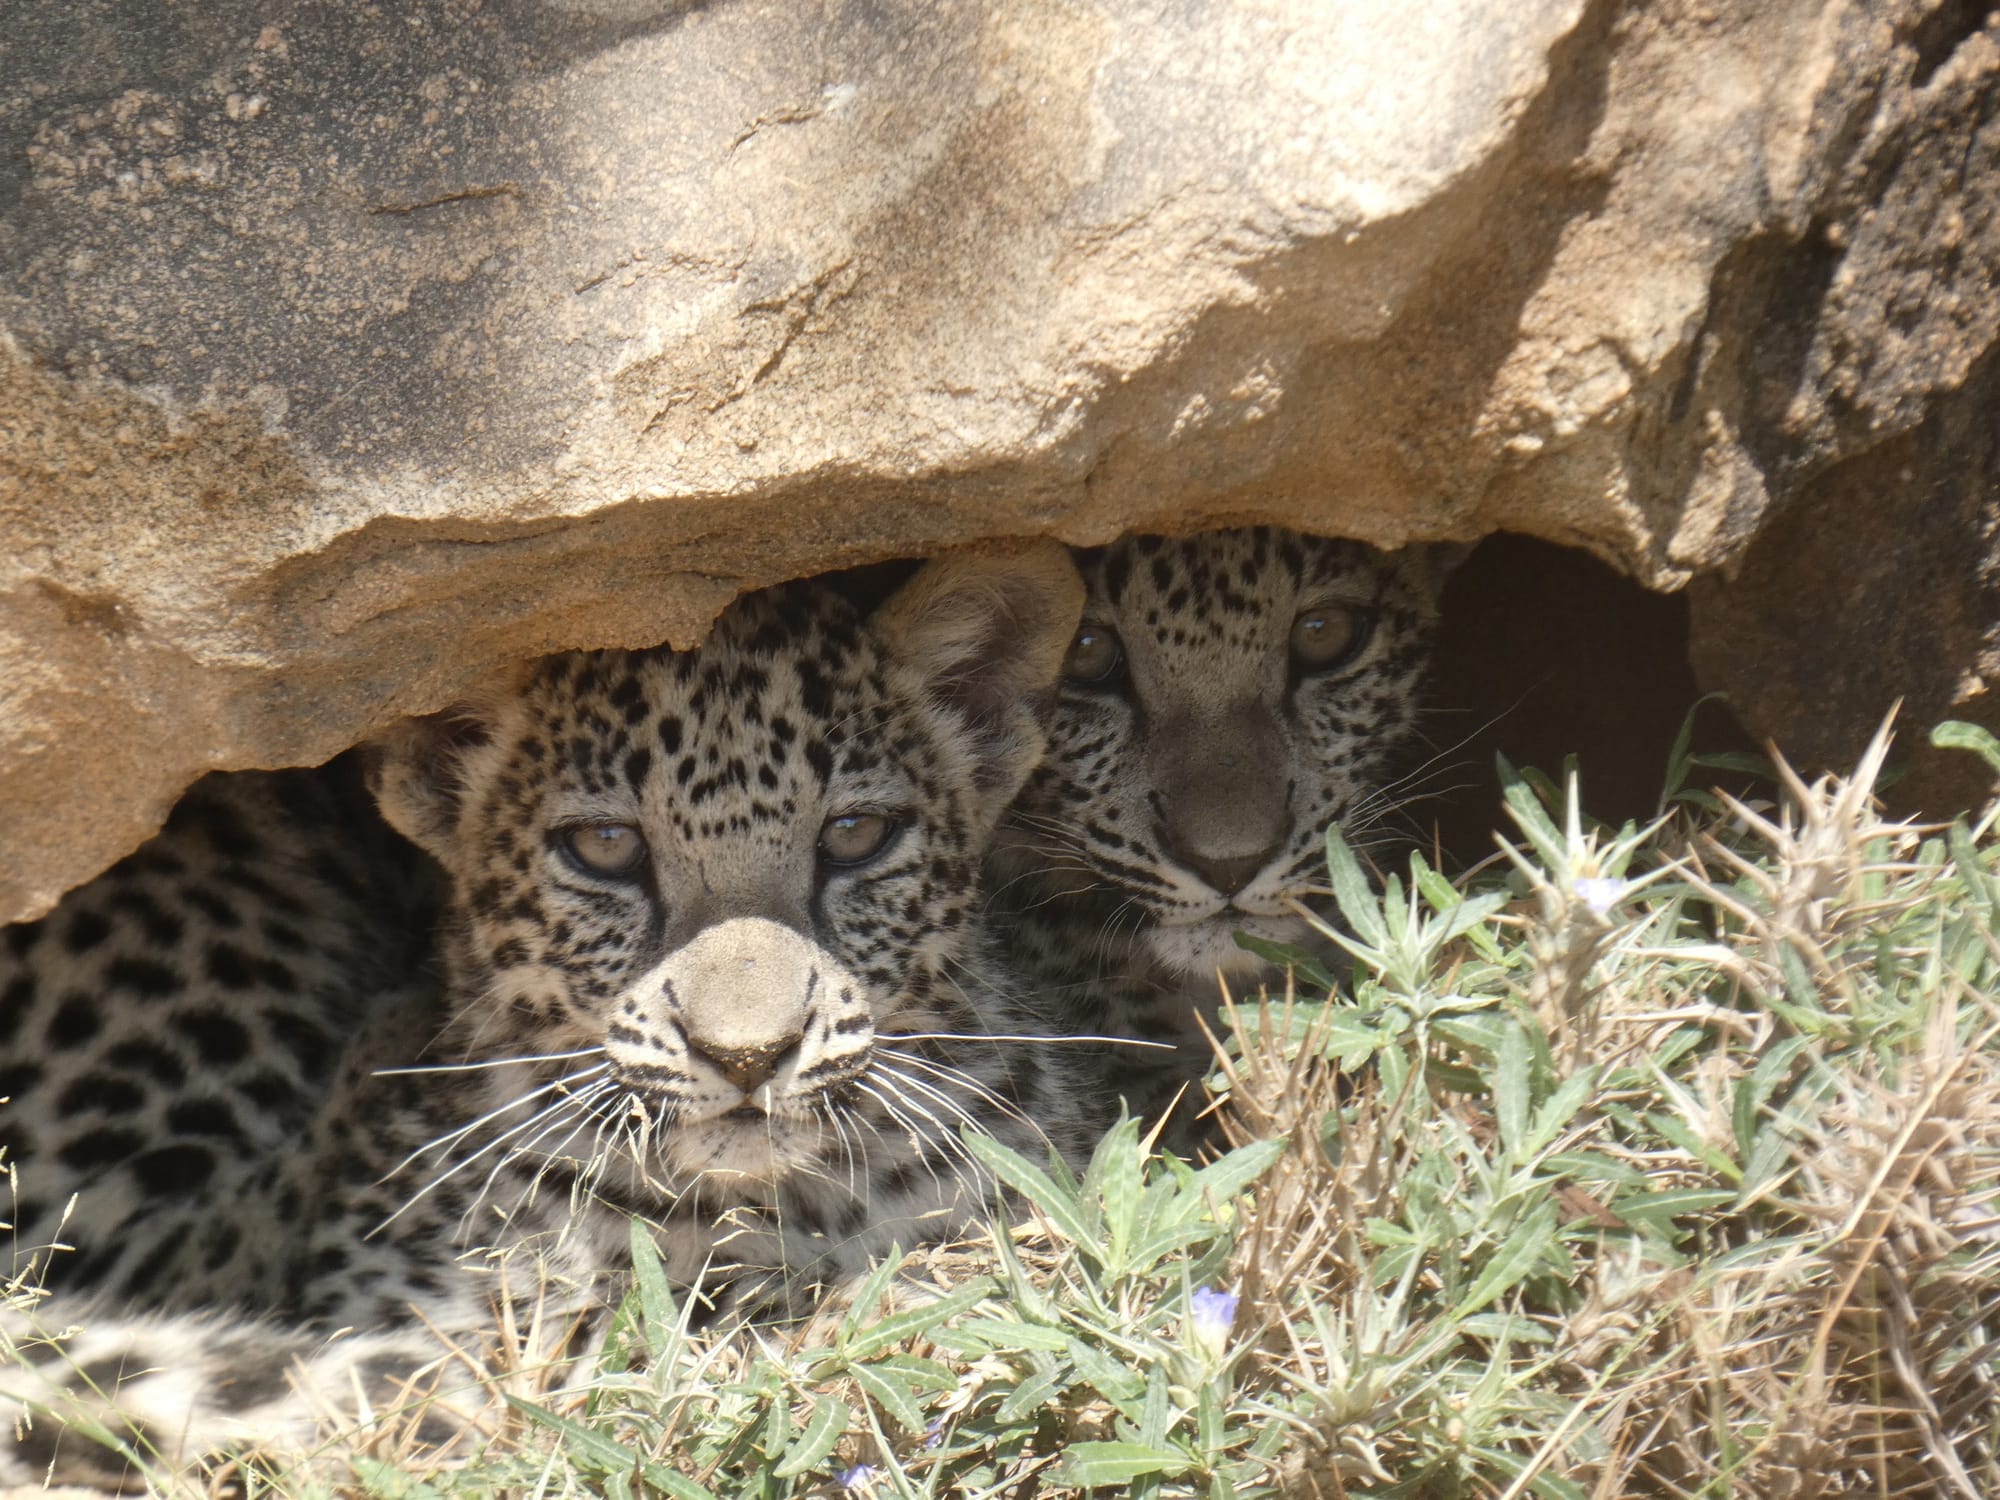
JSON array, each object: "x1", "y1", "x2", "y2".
[
  {"x1": 371, "y1": 545, "x2": 1084, "y2": 1227},
  {"x1": 997, "y1": 528, "x2": 1450, "y2": 990}
]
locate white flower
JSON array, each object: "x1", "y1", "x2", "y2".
[{"x1": 1572, "y1": 876, "x2": 1630, "y2": 916}]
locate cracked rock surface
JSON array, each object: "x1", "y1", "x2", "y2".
[{"x1": 3, "y1": 0, "x2": 1997, "y2": 921}]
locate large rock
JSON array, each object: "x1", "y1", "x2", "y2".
[{"x1": 3, "y1": 0, "x2": 1996, "y2": 922}]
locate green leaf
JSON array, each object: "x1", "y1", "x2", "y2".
[
  {"x1": 1439, "y1": 890, "x2": 1509, "y2": 945},
  {"x1": 1413, "y1": 853, "x2": 1458, "y2": 915},
  {"x1": 847, "y1": 1363, "x2": 926, "y2": 1434},
  {"x1": 1644, "y1": 1109, "x2": 1744, "y2": 1182},
  {"x1": 1732, "y1": 1035, "x2": 1812, "y2": 1159},
  {"x1": 1196, "y1": 1380, "x2": 1226, "y2": 1455},
  {"x1": 1055, "y1": 1441, "x2": 1193, "y2": 1487},
  {"x1": 1458, "y1": 1313, "x2": 1554, "y2": 1343},
  {"x1": 1495, "y1": 1022, "x2": 1531, "y2": 1158},
  {"x1": 1933, "y1": 719, "x2": 2000, "y2": 776},
  {"x1": 842, "y1": 1279, "x2": 994, "y2": 1362},
  {"x1": 1231, "y1": 933, "x2": 1339, "y2": 993},
  {"x1": 1531, "y1": 1475, "x2": 1592, "y2": 1500},
  {"x1": 1377, "y1": 1038, "x2": 1411, "y2": 1113},
  {"x1": 1092, "y1": 1117, "x2": 1146, "y2": 1275},
  {"x1": 1453, "y1": 1201, "x2": 1558, "y2": 1317},
  {"x1": 627, "y1": 1218, "x2": 679, "y2": 1349},
  {"x1": 1611, "y1": 1189, "x2": 1736, "y2": 1237},
  {"x1": 948, "y1": 1315, "x2": 1073, "y2": 1353},
  {"x1": 1140, "y1": 1362, "x2": 1172, "y2": 1448},
  {"x1": 1498, "y1": 755, "x2": 1567, "y2": 870},
  {"x1": 1949, "y1": 818, "x2": 2000, "y2": 914},
  {"x1": 504, "y1": 1396, "x2": 718, "y2": 1500},
  {"x1": 1324, "y1": 823, "x2": 1389, "y2": 947},
  {"x1": 1527, "y1": 1067, "x2": 1597, "y2": 1157},
  {"x1": 771, "y1": 1396, "x2": 853, "y2": 1479},
  {"x1": 994, "y1": 1362, "x2": 1070, "y2": 1424},
  {"x1": 963, "y1": 1131, "x2": 1097, "y2": 1251},
  {"x1": 1064, "y1": 1336, "x2": 1148, "y2": 1405},
  {"x1": 840, "y1": 1242, "x2": 907, "y2": 1343},
  {"x1": 872, "y1": 1353, "x2": 958, "y2": 1392}
]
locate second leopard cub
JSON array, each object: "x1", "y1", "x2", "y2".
[{"x1": 990, "y1": 528, "x2": 1451, "y2": 1141}]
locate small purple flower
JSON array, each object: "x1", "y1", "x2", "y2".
[
  {"x1": 1190, "y1": 1284, "x2": 1239, "y2": 1353},
  {"x1": 1573, "y1": 876, "x2": 1630, "y2": 917},
  {"x1": 836, "y1": 1463, "x2": 879, "y2": 1492},
  {"x1": 924, "y1": 1416, "x2": 947, "y2": 1450}
]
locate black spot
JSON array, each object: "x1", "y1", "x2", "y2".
[
  {"x1": 624, "y1": 747, "x2": 654, "y2": 790},
  {"x1": 117, "y1": 1234, "x2": 188, "y2": 1297},
  {"x1": 108, "y1": 889, "x2": 185, "y2": 947},
  {"x1": 167, "y1": 1097, "x2": 241, "y2": 1138},
  {"x1": 203, "y1": 1222, "x2": 243, "y2": 1272},
  {"x1": 206, "y1": 942, "x2": 256, "y2": 990},
  {"x1": 256, "y1": 958, "x2": 301, "y2": 995},
  {"x1": 264, "y1": 1011, "x2": 329, "y2": 1067},
  {"x1": 4, "y1": 920, "x2": 46, "y2": 959},
  {"x1": 131, "y1": 1144, "x2": 217, "y2": 1196},
  {"x1": 106, "y1": 1040, "x2": 186, "y2": 1088},
  {"x1": 212, "y1": 1346, "x2": 297, "y2": 1413},
  {"x1": 57, "y1": 1126, "x2": 147, "y2": 1170},
  {"x1": 63, "y1": 907, "x2": 114, "y2": 953},
  {"x1": 106, "y1": 956, "x2": 182, "y2": 1000},
  {"x1": 188, "y1": 797, "x2": 264, "y2": 859},
  {"x1": 805, "y1": 738, "x2": 834, "y2": 787},
  {"x1": 176, "y1": 1009, "x2": 251, "y2": 1066},
  {"x1": 796, "y1": 660, "x2": 834, "y2": 719},
  {"x1": 879, "y1": 1160, "x2": 924, "y2": 1197},
  {"x1": 240, "y1": 1071, "x2": 295, "y2": 1111},
  {"x1": 46, "y1": 995, "x2": 101, "y2": 1049},
  {"x1": 0, "y1": 975, "x2": 34, "y2": 1045},
  {"x1": 57, "y1": 1075, "x2": 145, "y2": 1115},
  {"x1": 183, "y1": 885, "x2": 244, "y2": 930}
]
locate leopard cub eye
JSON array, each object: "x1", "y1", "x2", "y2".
[
  {"x1": 819, "y1": 812, "x2": 897, "y2": 867},
  {"x1": 562, "y1": 823, "x2": 648, "y2": 877},
  {"x1": 1289, "y1": 605, "x2": 1370, "y2": 673},
  {"x1": 1062, "y1": 624, "x2": 1124, "y2": 685}
]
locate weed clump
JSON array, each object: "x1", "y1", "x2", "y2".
[{"x1": 22, "y1": 720, "x2": 2000, "y2": 1497}]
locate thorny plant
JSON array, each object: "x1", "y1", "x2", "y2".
[{"x1": 16, "y1": 714, "x2": 2000, "y2": 1498}]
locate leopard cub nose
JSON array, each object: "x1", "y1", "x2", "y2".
[
  {"x1": 683, "y1": 1031, "x2": 804, "y2": 1093},
  {"x1": 1181, "y1": 843, "x2": 1282, "y2": 898},
  {"x1": 1155, "y1": 817, "x2": 1287, "y2": 897}
]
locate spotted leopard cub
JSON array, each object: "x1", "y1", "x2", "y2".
[
  {"x1": 990, "y1": 528, "x2": 1451, "y2": 1141},
  {"x1": 2, "y1": 544, "x2": 1087, "y2": 1484}
]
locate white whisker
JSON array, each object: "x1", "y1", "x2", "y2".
[{"x1": 376, "y1": 1045, "x2": 605, "y2": 1077}]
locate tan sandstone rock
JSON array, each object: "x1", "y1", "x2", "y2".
[{"x1": 2, "y1": 0, "x2": 1997, "y2": 921}]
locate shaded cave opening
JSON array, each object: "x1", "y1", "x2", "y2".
[{"x1": 1425, "y1": 533, "x2": 1755, "y2": 871}]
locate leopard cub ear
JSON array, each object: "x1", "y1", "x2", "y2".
[
  {"x1": 873, "y1": 540, "x2": 1086, "y2": 808},
  {"x1": 366, "y1": 661, "x2": 535, "y2": 861}
]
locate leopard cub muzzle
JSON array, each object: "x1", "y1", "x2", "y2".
[{"x1": 605, "y1": 917, "x2": 874, "y2": 1135}]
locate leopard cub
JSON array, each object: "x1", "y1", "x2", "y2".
[
  {"x1": 990, "y1": 527, "x2": 1452, "y2": 1142},
  {"x1": 1, "y1": 543, "x2": 1088, "y2": 1483}
]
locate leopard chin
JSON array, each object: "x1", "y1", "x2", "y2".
[{"x1": 661, "y1": 1109, "x2": 830, "y2": 1186}]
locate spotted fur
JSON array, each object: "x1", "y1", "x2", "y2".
[
  {"x1": 0, "y1": 545, "x2": 1087, "y2": 1484},
  {"x1": 990, "y1": 528, "x2": 1450, "y2": 1141}
]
